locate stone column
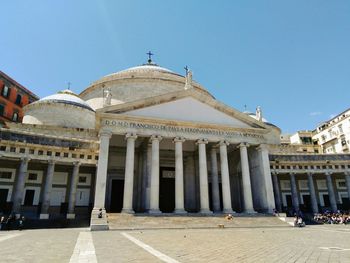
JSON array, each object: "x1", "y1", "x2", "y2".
[
  {"x1": 210, "y1": 147, "x2": 221, "y2": 212},
  {"x1": 173, "y1": 137, "x2": 186, "y2": 214},
  {"x1": 11, "y1": 157, "x2": 30, "y2": 215},
  {"x1": 122, "y1": 133, "x2": 137, "y2": 213},
  {"x1": 290, "y1": 173, "x2": 300, "y2": 213},
  {"x1": 40, "y1": 160, "x2": 55, "y2": 219},
  {"x1": 67, "y1": 162, "x2": 80, "y2": 219},
  {"x1": 197, "y1": 139, "x2": 212, "y2": 214},
  {"x1": 149, "y1": 135, "x2": 162, "y2": 214},
  {"x1": 219, "y1": 141, "x2": 234, "y2": 214},
  {"x1": 91, "y1": 130, "x2": 112, "y2": 230},
  {"x1": 257, "y1": 144, "x2": 275, "y2": 213},
  {"x1": 239, "y1": 143, "x2": 255, "y2": 213},
  {"x1": 307, "y1": 172, "x2": 319, "y2": 214},
  {"x1": 326, "y1": 172, "x2": 338, "y2": 212},
  {"x1": 272, "y1": 172, "x2": 282, "y2": 212},
  {"x1": 345, "y1": 171, "x2": 350, "y2": 203}
]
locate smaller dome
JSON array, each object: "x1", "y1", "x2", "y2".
[{"x1": 36, "y1": 89, "x2": 94, "y2": 111}]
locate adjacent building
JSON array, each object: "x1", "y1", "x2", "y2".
[
  {"x1": 313, "y1": 108, "x2": 350, "y2": 154},
  {"x1": 0, "y1": 71, "x2": 39, "y2": 124}
]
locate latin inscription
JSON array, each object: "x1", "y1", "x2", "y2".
[{"x1": 104, "y1": 119, "x2": 264, "y2": 139}]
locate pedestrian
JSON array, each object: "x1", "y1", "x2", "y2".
[
  {"x1": 0, "y1": 216, "x2": 5, "y2": 230},
  {"x1": 18, "y1": 216, "x2": 25, "y2": 231},
  {"x1": 5, "y1": 215, "x2": 12, "y2": 231}
]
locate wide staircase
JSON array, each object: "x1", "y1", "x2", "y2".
[{"x1": 107, "y1": 213, "x2": 290, "y2": 230}]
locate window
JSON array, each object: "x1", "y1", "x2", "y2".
[
  {"x1": 79, "y1": 176, "x2": 87, "y2": 183},
  {"x1": 28, "y1": 173, "x2": 38, "y2": 181},
  {"x1": 280, "y1": 180, "x2": 291, "y2": 190},
  {"x1": 0, "y1": 172, "x2": 12, "y2": 179},
  {"x1": 0, "y1": 104, "x2": 4, "y2": 116},
  {"x1": 1, "y1": 85, "x2": 10, "y2": 98},
  {"x1": 12, "y1": 112, "x2": 18, "y2": 122},
  {"x1": 338, "y1": 124, "x2": 343, "y2": 133},
  {"x1": 317, "y1": 180, "x2": 327, "y2": 190},
  {"x1": 336, "y1": 179, "x2": 347, "y2": 189},
  {"x1": 15, "y1": 94, "x2": 22, "y2": 105},
  {"x1": 298, "y1": 180, "x2": 308, "y2": 190}
]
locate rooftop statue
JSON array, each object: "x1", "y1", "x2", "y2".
[
  {"x1": 184, "y1": 70, "x2": 193, "y2": 90},
  {"x1": 103, "y1": 88, "x2": 112, "y2": 106},
  {"x1": 256, "y1": 106, "x2": 262, "y2": 121}
]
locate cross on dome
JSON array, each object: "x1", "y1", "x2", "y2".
[{"x1": 146, "y1": 51, "x2": 154, "y2": 64}]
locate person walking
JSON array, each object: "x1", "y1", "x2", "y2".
[
  {"x1": 0, "y1": 216, "x2": 5, "y2": 230},
  {"x1": 18, "y1": 216, "x2": 25, "y2": 231}
]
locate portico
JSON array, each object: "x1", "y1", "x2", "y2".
[{"x1": 90, "y1": 87, "x2": 280, "y2": 230}]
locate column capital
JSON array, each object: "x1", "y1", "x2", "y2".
[
  {"x1": 150, "y1": 135, "x2": 162, "y2": 142},
  {"x1": 173, "y1": 137, "x2": 186, "y2": 143},
  {"x1": 256, "y1": 144, "x2": 268, "y2": 151},
  {"x1": 196, "y1": 138, "x2": 208, "y2": 145},
  {"x1": 99, "y1": 130, "x2": 113, "y2": 138},
  {"x1": 345, "y1": 171, "x2": 350, "y2": 176},
  {"x1": 237, "y1": 142, "x2": 249, "y2": 149},
  {"x1": 125, "y1": 133, "x2": 138, "y2": 140},
  {"x1": 307, "y1": 172, "x2": 314, "y2": 176},
  {"x1": 48, "y1": 159, "x2": 56, "y2": 165},
  {"x1": 219, "y1": 140, "x2": 229, "y2": 147},
  {"x1": 73, "y1": 161, "x2": 81, "y2": 167},
  {"x1": 20, "y1": 157, "x2": 31, "y2": 163},
  {"x1": 325, "y1": 171, "x2": 333, "y2": 176}
]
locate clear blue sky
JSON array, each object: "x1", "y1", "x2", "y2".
[{"x1": 1, "y1": 1, "x2": 349, "y2": 133}]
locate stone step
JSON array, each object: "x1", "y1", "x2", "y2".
[{"x1": 107, "y1": 213, "x2": 290, "y2": 230}]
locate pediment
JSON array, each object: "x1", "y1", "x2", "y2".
[{"x1": 100, "y1": 89, "x2": 267, "y2": 129}]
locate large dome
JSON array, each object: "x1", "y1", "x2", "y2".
[
  {"x1": 22, "y1": 89, "x2": 95, "y2": 129},
  {"x1": 80, "y1": 63, "x2": 213, "y2": 110}
]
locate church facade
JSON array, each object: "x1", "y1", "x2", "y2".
[{"x1": 0, "y1": 60, "x2": 348, "y2": 230}]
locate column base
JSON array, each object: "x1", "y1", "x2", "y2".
[
  {"x1": 66, "y1": 213, "x2": 75, "y2": 219},
  {"x1": 243, "y1": 210, "x2": 257, "y2": 214},
  {"x1": 148, "y1": 209, "x2": 162, "y2": 214},
  {"x1": 174, "y1": 209, "x2": 187, "y2": 214},
  {"x1": 121, "y1": 208, "x2": 135, "y2": 214},
  {"x1": 90, "y1": 208, "x2": 109, "y2": 231},
  {"x1": 39, "y1": 214, "x2": 49, "y2": 220},
  {"x1": 200, "y1": 209, "x2": 213, "y2": 215},
  {"x1": 222, "y1": 209, "x2": 235, "y2": 214}
]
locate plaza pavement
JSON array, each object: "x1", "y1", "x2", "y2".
[{"x1": 0, "y1": 217, "x2": 350, "y2": 262}]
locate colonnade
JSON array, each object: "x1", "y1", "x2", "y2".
[
  {"x1": 94, "y1": 131, "x2": 259, "y2": 214},
  {"x1": 272, "y1": 170, "x2": 350, "y2": 214},
  {"x1": 11, "y1": 158, "x2": 81, "y2": 219}
]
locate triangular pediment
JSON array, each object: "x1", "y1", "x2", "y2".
[
  {"x1": 99, "y1": 89, "x2": 267, "y2": 129},
  {"x1": 123, "y1": 97, "x2": 252, "y2": 128}
]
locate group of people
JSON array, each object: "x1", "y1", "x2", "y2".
[
  {"x1": 0, "y1": 214, "x2": 25, "y2": 231},
  {"x1": 313, "y1": 211, "x2": 350, "y2": 225}
]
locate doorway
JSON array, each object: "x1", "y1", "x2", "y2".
[
  {"x1": 0, "y1": 189, "x2": 8, "y2": 210},
  {"x1": 110, "y1": 179, "x2": 124, "y2": 212},
  {"x1": 286, "y1": 194, "x2": 292, "y2": 207},
  {"x1": 208, "y1": 182, "x2": 223, "y2": 211},
  {"x1": 302, "y1": 194, "x2": 311, "y2": 212},
  {"x1": 24, "y1": 189, "x2": 35, "y2": 206},
  {"x1": 159, "y1": 168, "x2": 175, "y2": 213}
]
